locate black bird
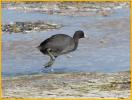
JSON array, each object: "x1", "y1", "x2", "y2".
[{"x1": 37, "y1": 30, "x2": 85, "y2": 68}]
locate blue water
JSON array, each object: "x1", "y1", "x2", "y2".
[{"x1": 2, "y1": 8, "x2": 130, "y2": 76}]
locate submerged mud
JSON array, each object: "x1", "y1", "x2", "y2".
[{"x1": 2, "y1": 21, "x2": 63, "y2": 34}]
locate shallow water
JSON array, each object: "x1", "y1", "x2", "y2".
[{"x1": 2, "y1": 8, "x2": 130, "y2": 76}]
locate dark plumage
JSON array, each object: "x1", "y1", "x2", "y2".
[{"x1": 37, "y1": 30, "x2": 85, "y2": 68}]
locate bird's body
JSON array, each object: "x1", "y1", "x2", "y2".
[
  {"x1": 37, "y1": 30, "x2": 85, "y2": 68},
  {"x1": 38, "y1": 34, "x2": 76, "y2": 57}
]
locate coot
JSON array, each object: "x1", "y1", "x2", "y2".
[{"x1": 37, "y1": 30, "x2": 85, "y2": 68}]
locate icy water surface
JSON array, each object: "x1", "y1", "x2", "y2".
[{"x1": 2, "y1": 8, "x2": 130, "y2": 76}]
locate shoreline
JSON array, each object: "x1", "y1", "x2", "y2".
[
  {"x1": 2, "y1": 71, "x2": 130, "y2": 98},
  {"x1": 2, "y1": 2, "x2": 129, "y2": 16}
]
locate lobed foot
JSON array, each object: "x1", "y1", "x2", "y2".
[
  {"x1": 40, "y1": 67, "x2": 54, "y2": 73},
  {"x1": 50, "y1": 68, "x2": 54, "y2": 72}
]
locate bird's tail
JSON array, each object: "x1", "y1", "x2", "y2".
[{"x1": 36, "y1": 46, "x2": 42, "y2": 50}]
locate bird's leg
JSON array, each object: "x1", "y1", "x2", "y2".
[
  {"x1": 44, "y1": 56, "x2": 55, "y2": 68},
  {"x1": 44, "y1": 49, "x2": 55, "y2": 68}
]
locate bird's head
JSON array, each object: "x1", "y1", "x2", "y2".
[{"x1": 73, "y1": 30, "x2": 86, "y2": 39}]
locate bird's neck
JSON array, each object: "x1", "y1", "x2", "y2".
[{"x1": 73, "y1": 37, "x2": 79, "y2": 50}]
